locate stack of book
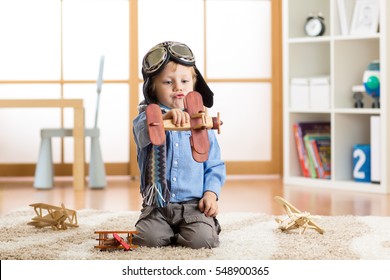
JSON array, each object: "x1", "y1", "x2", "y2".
[{"x1": 293, "y1": 122, "x2": 331, "y2": 179}]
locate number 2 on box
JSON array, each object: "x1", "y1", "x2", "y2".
[{"x1": 353, "y1": 149, "x2": 366, "y2": 179}]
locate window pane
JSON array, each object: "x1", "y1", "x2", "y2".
[
  {"x1": 206, "y1": 0, "x2": 271, "y2": 78},
  {"x1": 63, "y1": 83, "x2": 129, "y2": 163},
  {"x1": 138, "y1": 84, "x2": 145, "y2": 104},
  {"x1": 62, "y1": 0, "x2": 129, "y2": 80},
  {"x1": 208, "y1": 83, "x2": 272, "y2": 161},
  {"x1": 138, "y1": 0, "x2": 204, "y2": 79},
  {"x1": 0, "y1": 85, "x2": 61, "y2": 163},
  {"x1": 0, "y1": 0, "x2": 61, "y2": 80}
]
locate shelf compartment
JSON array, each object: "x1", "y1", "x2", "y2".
[
  {"x1": 289, "y1": 42, "x2": 330, "y2": 77},
  {"x1": 287, "y1": 0, "x2": 330, "y2": 39},
  {"x1": 333, "y1": 38, "x2": 380, "y2": 109},
  {"x1": 333, "y1": 113, "x2": 375, "y2": 182},
  {"x1": 287, "y1": 112, "x2": 331, "y2": 178}
]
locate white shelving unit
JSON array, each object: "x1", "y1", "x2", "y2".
[{"x1": 282, "y1": 0, "x2": 390, "y2": 193}]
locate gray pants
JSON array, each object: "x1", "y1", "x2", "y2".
[{"x1": 133, "y1": 201, "x2": 221, "y2": 249}]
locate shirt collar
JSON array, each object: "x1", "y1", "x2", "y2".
[
  {"x1": 158, "y1": 103, "x2": 185, "y2": 113},
  {"x1": 158, "y1": 103, "x2": 171, "y2": 112}
]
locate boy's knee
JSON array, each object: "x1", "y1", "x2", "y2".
[
  {"x1": 133, "y1": 210, "x2": 174, "y2": 247},
  {"x1": 133, "y1": 230, "x2": 171, "y2": 247},
  {"x1": 134, "y1": 237, "x2": 167, "y2": 248},
  {"x1": 187, "y1": 233, "x2": 219, "y2": 249},
  {"x1": 178, "y1": 222, "x2": 220, "y2": 249}
]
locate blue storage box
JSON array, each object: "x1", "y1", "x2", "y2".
[{"x1": 352, "y1": 144, "x2": 371, "y2": 182}]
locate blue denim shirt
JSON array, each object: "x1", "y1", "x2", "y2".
[{"x1": 133, "y1": 108, "x2": 226, "y2": 203}]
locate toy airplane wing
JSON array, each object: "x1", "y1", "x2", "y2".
[{"x1": 274, "y1": 196, "x2": 324, "y2": 234}]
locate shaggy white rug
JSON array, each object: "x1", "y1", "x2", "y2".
[{"x1": 1, "y1": 208, "x2": 390, "y2": 260}]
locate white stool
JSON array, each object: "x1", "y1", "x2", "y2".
[
  {"x1": 34, "y1": 128, "x2": 106, "y2": 189},
  {"x1": 34, "y1": 55, "x2": 107, "y2": 189}
]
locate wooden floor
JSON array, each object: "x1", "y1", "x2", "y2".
[{"x1": 1, "y1": 176, "x2": 390, "y2": 217}]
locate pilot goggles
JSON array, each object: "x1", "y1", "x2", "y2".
[{"x1": 142, "y1": 41, "x2": 195, "y2": 75}]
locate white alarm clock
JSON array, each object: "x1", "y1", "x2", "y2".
[{"x1": 304, "y1": 13, "x2": 326, "y2": 37}]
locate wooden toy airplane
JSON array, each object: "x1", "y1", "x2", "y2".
[
  {"x1": 27, "y1": 203, "x2": 78, "y2": 230},
  {"x1": 95, "y1": 230, "x2": 139, "y2": 251},
  {"x1": 146, "y1": 91, "x2": 222, "y2": 162},
  {"x1": 274, "y1": 196, "x2": 324, "y2": 235}
]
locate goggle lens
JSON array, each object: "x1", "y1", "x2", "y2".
[
  {"x1": 143, "y1": 47, "x2": 167, "y2": 73},
  {"x1": 143, "y1": 42, "x2": 195, "y2": 74},
  {"x1": 169, "y1": 44, "x2": 194, "y2": 62}
]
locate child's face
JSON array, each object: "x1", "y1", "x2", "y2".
[{"x1": 153, "y1": 61, "x2": 195, "y2": 109}]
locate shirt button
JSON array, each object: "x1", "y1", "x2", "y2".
[
  {"x1": 172, "y1": 177, "x2": 177, "y2": 182},
  {"x1": 174, "y1": 160, "x2": 178, "y2": 165},
  {"x1": 175, "y1": 143, "x2": 179, "y2": 147},
  {"x1": 171, "y1": 193, "x2": 176, "y2": 197}
]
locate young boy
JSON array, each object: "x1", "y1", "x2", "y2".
[{"x1": 132, "y1": 41, "x2": 226, "y2": 249}]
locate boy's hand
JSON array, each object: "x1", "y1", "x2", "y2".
[
  {"x1": 163, "y1": 109, "x2": 190, "y2": 127},
  {"x1": 199, "y1": 191, "x2": 218, "y2": 218}
]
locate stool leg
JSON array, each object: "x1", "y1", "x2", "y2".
[
  {"x1": 89, "y1": 136, "x2": 106, "y2": 188},
  {"x1": 34, "y1": 137, "x2": 54, "y2": 189}
]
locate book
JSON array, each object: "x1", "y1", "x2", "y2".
[
  {"x1": 316, "y1": 138, "x2": 331, "y2": 179},
  {"x1": 293, "y1": 122, "x2": 331, "y2": 177},
  {"x1": 310, "y1": 139, "x2": 324, "y2": 178},
  {"x1": 337, "y1": 0, "x2": 349, "y2": 35},
  {"x1": 304, "y1": 134, "x2": 319, "y2": 178},
  {"x1": 307, "y1": 134, "x2": 331, "y2": 179},
  {"x1": 293, "y1": 123, "x2": 310, "y2": 177},
  {"x1": 370, "y1": 116, "x2": 380, "y2": 183}
]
